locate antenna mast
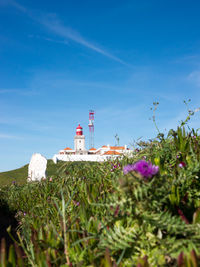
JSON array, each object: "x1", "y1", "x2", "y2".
[{"x1": 88, "y1": 110, "x2": 95, "y2": 148}]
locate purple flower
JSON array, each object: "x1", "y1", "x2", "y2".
[
  {"x1": 12, "y1": 181, "x2": 16, "y2": 185},
  {"x1": 73, "y1": 200, "x2": 80, "y2": 206},
  {"x1": 178, "y1": 161, "x2": 186, "y2": 168},
  {"x1": 123, "y1": 164, "x2": 136, "y2": 174},
  {"x1": 123, "y1": 160, "x2": 159, "y2": 178},
  {"x1": 111, "y1": 163, "x2": 120, "y2": 172}
]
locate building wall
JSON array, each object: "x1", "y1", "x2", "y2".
[
  {"x1": 74, "y1": 135, "x2": 86, "y2": 152},
  {"x1": 52, "y1": 154, "x2": 121, "y2": 163}
]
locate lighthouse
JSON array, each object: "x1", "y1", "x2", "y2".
[
  {"x1": 74, "y1": 124, "x2": 87, "y2": 154},
  {"x1": 53, "y1": 120, "x2": 133, "y2": 163}
]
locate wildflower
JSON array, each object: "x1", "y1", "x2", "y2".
[
  {"x1": 133, "y1": 160, "x2": 159, "y2": 178},
  {"x1": 178, "y1": 161, "x2": 186, "y2": 168},
  {"x1": 73, "y1": 201, "x2": 80, "y2": 206},
  {"x1": 123, "y1": 164, "x2": 136, "y2": 174},
  {"x1": 114, "y1": 205, "x2": 120, "y2": 217},
  {"x1": 49, "y1": 177, "x2": 53, "y2": 182},
  {"x1": 12, "y1": 181, "x2": 16, "y2": 185},
  {"x1": 111, "y1": 163, "x2": 120, "y2": 172},
  {"x1": 154, "y1": 157, "x2": 160, "y2": 165},
  {"x1": 123, "y1": 160, "x2": 159, "y2": 178}
]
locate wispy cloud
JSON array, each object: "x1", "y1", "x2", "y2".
[
  {"x1": 3, "y1": 0, "x2": 129, "y2": 66},
  {"x1": 0, "y1": 111, "x2": 54, "y2": 132},
  {"x1": 0, "y1": 0, "x2": 27, "y2": 12},
  {"x1": 0, "y1": 133, "x2": 22, "y2": 139},
  {"x1": 0, "y1": 89, "x2": 19, "y2": 94},
  {"x1": 39, "y1": 15, "x2": 129, "y2": 66},
  {"x1": 28, "y1": 34, "x2": 69, "y2": 45},
  {"x1": 0, "y1": 88, "x2": 39, "y2": 95},
  {"x1": 188, "y1": 71, "x2": 200, "y2": 87},
  {"x1": 171, "y1": 54, "x2": 200, "y2": 65}
]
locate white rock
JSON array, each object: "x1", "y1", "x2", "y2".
[
  {"x1": 52, "y1": 155, "x2": 58, "y2": 164},
  {"x1": 28, "y1": 153, "x2": 47, "y2": 182}
]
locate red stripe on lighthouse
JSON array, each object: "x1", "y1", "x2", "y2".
[{"x1": 76, "y1": 124, "x2": 83, "y2": 135}]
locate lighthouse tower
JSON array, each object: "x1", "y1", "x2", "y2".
[{"x1": 74, "y1": 124, "x2": 87, "y2": 154}]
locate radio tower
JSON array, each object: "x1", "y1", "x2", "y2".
[{"x1": 88, "y1": 110, "x2": 95, "y2": 148}]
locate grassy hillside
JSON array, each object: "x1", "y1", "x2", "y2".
[
  {"x1": 0, "y1": 160, "x2": 101, "y2": 187},
  {"x1": 1, "y1": 123, "x2": 200, "y2": 265},
  {"x1": 0, "y1": 164, "x2": 28, "y2": 186},
  {"x1": 0, "y1": 160, "x2": 64, "y2": 187},
  {"x1": 1, "y1": 109, "x2": 200, "y2": 265}
]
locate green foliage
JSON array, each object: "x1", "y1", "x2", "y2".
[
  {"x1": 0, "y1": 160, "x2": 65, "y2": 187},
  {"x1": 1, "y1": 104, "x2": 200, "y2": 266},
  {"x1": 0, "y1": 165, "x2": 28, "y2": 187}
]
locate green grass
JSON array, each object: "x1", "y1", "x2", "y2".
[
  {"x1": 0, "y1": 164, "x2": 28, "y2": 186},
  {"x1": 0, "y1": 160, "x2": 65, "y2": 187},
  {"x1": 0, "y1": 160, "x2": 101, "y2": 187},
  {"x1": 1, "y1": 128, "x2": 200, "y2": 265},
  {"x1": 1, "y1": 105, "x2": 200, "y2": 266}
]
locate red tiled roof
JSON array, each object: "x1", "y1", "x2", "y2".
[
  {"x1": 102, "y1": 145, "x2": 107, "y2": 148},
  {"x1": 110, "y1": 146, "x2": 125, "y2": 150},
  {"x1": 89, "y1": 148, "x2": 96, "y2": 151},
  {"x1": 64, "y1": 147, "x2": 72, "y2": 150},
  {"x1": 103, "y1": 150, "x2": 121, "y2": 155}
]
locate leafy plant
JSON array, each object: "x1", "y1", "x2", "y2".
[{"x1": 0, "y1": 102, "x2": 200, "y2": 266}]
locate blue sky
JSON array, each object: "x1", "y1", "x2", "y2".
[{"x1": 0, "y1": 0, "x2": 200, "y2": 171}]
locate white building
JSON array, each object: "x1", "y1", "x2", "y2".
[{"x1": 52, "y1": 124, "x2": 133, "y2": 163}]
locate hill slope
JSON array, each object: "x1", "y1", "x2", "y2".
[
  {"x1": 0, "y1": 160, "x2": 99, "y2": 187},
  {"x1": 0, "y1": 160, "x2": 63, "y2": 187}
]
